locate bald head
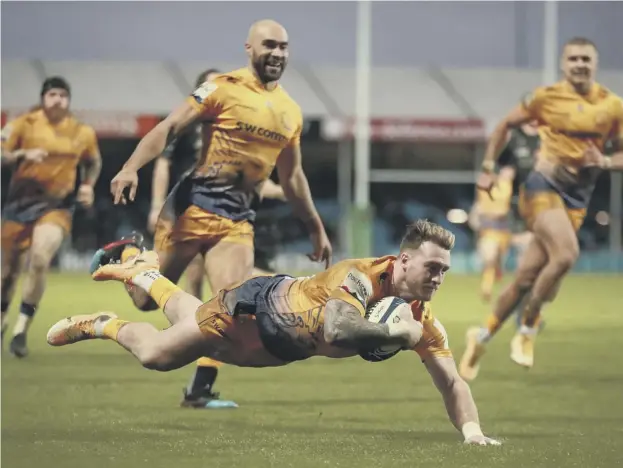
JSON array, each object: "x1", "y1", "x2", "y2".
[
  {"x1": 247, "y1": 19, "x2": 288, "y2": 44},
  {"x1": 245, "y1": 19, "x2": 289, "y2": 84}
]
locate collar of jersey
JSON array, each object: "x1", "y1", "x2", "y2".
[
  {"x1": 238, "y1": 67, "x2": 282, "y2": 93},
  {"x1": 561, "y1": 79, "x2": 600, "y2": 102}
]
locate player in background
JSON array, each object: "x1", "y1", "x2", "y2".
[
  {"x1": 146, "y1": 68, "x2": 288, "y2": 408},
  {"x1": 90, "y1": 19, "x2": 332, "y2": 406},
  {"x1": 148, "y1": 68, "x2": 286, "y2": 296},
  {"x1": 459, "y1": 37, "x2": 623, "y2": 381},
  {"x1": 504, "y1": 121, "x2": 541, "y2": 254},
  {"x1": 468, "y1": 165, "x2": 514, "y2": 303},
  {"x1": 498, "y1": 121, "x2": 545, "y2": 328},
  {"x1": 469, "y1": 121, "x2": 541, "y2": 304},
  {"x1": 49, "y1": 220, "x2": 501, "y2": 446},
  {"x1": 1, "y1": 77, "x2": 101, "y2": 357}
]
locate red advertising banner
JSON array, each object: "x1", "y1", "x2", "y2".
[{"x1": 321, "y1": 117, "x2": 486, "y2": 143}]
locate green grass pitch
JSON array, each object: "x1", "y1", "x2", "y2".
[{"x1": 2, "y1": 272, "x2": 622, "y2": 468}]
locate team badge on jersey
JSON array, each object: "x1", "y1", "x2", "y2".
[{"x1": 192, "y1": 81, "x2": 218, "y2": 104}]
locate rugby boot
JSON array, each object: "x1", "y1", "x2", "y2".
[
  {"x1": 91, "y1": 250, "x2": 160, "y2": 284},
  {"x1": 47, "y1": 312, "x2": 118, "y2": 347},
  {"x1": 90, "y1": 231, "x2": 145, "y2": 274},
  {"x1": 510, "y1": 330, "x2": 536, "y2": 368},
  {"x1": 458, "y1": 326, "x2": 487, "y2": 382},
  {"x1": 9, "y1": 332, "x2": 28, "y2": 358},
  {"x1": 180, "y1": 388, "x2": 238, "y2": 409}
]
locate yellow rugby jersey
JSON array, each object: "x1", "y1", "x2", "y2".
[
  {"x1": 1, "y1": 109, "x2": 98, "y2": 223},
  {"x1": 284, "y1": 257, "x2": 452, "y2": 360},
  {"x1": 522, "y1": 81, "x2": 623, "y2": 169},
  {"x1": 185, "y1": 67, "x2": 303, "y2": 222}
]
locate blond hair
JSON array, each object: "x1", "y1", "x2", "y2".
[{"x1": 399, "y1": 219, "x2": 455, "y2": 251}]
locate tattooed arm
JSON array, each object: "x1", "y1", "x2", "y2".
[
  {"x1": 324, "y1": 299, "x2": 390, "y2": 349},
  {"x1": 324, "y1": 299, "x2": 419, "y2": 349}
]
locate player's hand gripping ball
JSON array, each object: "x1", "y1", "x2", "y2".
[{"x1": 359, "y1": 296, "x2": 409, "y2": 362}]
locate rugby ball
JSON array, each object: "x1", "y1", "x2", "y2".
[{"x1": 358, "y1": 296, "x2": 407, "y2": 362}]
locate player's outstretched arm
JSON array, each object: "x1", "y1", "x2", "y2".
[
  {"x1": 423, "y1": 355, "x2": 501, "y2": 446},
  {"x1": 148, "y1": 156, "x2": 171, "y2": 232},
  {"x1": 123, "y1": 102, "x2": 200, "y2": 173},
  {"x1": 324, "y1": 299, "x2": 420, "y2": 350},
  {"x1": 110, "y1": 101, "x2": 204, "y2": 204},
  {"x1": 586, "y1": 100, "x2": 623, "y2": 171},
  {"x1": 482, "y1": 104, "x2": 534, "y2": 171}
]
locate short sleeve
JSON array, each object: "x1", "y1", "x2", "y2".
[
  {"x1": 1, "y1": 115, "x2": 27, "y2": 152},
  {"x1": 186, "y1": 80, "x2": 224, "y2": 118},
  {"x1": 521, "y1": 87, "x2": 547, "y2": 119},
  {"x1": 287, "y1": 110, "x2": 304, "y2": 147},
  {"x1": 328, "y1": 268, "x2": 374, "y2": 317},
  {"x1": 80, "y1": 126, "x2": 100, "y2": 161}
]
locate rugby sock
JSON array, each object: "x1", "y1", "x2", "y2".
[
  {"x1": 121, "y1": 246, "x2": 141, "y2": 263},
  {"x1": 519, "y1": 323, "x2": 539, "y2": 336},
  {"x1": 13, "y1": 302, "x2": 36, "y2": 336},
  {"x1": 187, "y1": 366, "x2": 219, "y2": 396},
  {"x1": 132, "y1": 270, "x2": 182, "y2": 309},
  {"x1": 95, "y1": 317, "x2": 130, "y2": 340},
  {"x1": 477, "y1": 315, "x2": 501, "y2": 343},
  {"x1": 481, "y1": 266, "x2": 496, "y2": 296},
  {"x1": 520, "y1": 300, "x2": 542, "y2": 329}
]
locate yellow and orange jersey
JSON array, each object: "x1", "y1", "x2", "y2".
[
  {"x1": 522, "y1": 81, "x2": 623, "y2": 169},
  {"x1": 1, "y1": 109, "x2": 99, "y2": 222},
  {"x1": 185, "y1": 67, "x2": 303, "y2": 222},
  {"x1": 282, "y1": 256, "x2": 452, "y2": 361}
]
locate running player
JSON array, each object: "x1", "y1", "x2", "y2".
[
  {"x1": 1, "y1": 77, "x2": 101, "y2": 357},
  {"x1": 91, "y1": 20, "x2": 332, "y2": 405},
  {"x1": 469, "y1": 165, "x2": 514, "y2": 302},
  {"x1": 146, "y1": 68, "x2": 288, "y2": 408},
  {"x1": 147, "y1": 69, "x2": 285, "y2": 298},
  {"x1": 459, "y1": 37, "x2": 623, "y2": 381},
  {"x1": 497, "y1": 121, "x2": 544, "y2": 328},
  {"x1": 469, "y1": 120, "x2": 541, "y2": 303},
  {"x1": 49, "y1": 220, "x2": 500, "y2": 446}
]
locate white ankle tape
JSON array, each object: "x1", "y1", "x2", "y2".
[
  {"x1": 132, "y1": 270, "x2": 163, "y2": 292},
  {"x1": 461, "y1": 422, "x2": 484, "y2": 440}
]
